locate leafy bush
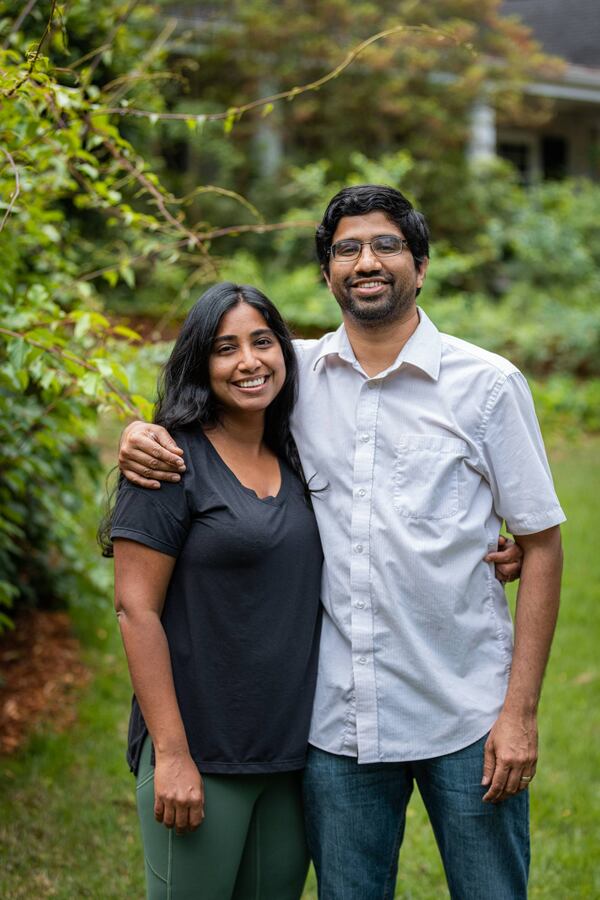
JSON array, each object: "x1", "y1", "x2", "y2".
[{"x1": 0, "y1": 5, "x2": 177, "y2": 631}]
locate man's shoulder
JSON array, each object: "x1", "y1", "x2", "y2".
[
  {"x1": 293, "y1": 331, "x2": 341, "y2": 366},
  {"x1": 439, "y1": 331, "x2": 519, "y2": 380}
]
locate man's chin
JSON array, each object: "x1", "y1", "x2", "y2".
[{"x1": 346, "y1": 297, "x2": 396, "y2": 323}]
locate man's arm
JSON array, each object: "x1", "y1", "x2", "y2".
[
  {"x1": 481, "y1": 524, "x2": 563, "y2": 803},
  {"x1": 119, "y1": 421, "x2": 186, "y2": 488}
]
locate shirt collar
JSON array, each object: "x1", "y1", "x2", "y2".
[{"x1": 312, "y1": 306, "x2": 441, "y2": 381}]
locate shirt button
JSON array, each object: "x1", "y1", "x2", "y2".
[
  {"x1": 357, "y1": 489, "x2": 366, "y2": 498},
  {"x1": 360, "y1": 433, "x2": 370, "y2": 443},
  {"x1": 355, "y1": 600, "x2": 366, "y2": 609},
  {"x1": 354, "y1": 544, "x2": 363, "y2": 554},
  {"x1": 358, "y1": 656, "x2": 367, "y2": 665}
]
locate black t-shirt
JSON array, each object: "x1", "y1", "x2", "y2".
[{"x1": 111, "y1": 428, "x2": 323, "y2": 775}]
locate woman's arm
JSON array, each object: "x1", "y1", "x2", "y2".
[{"x1": 114, "y1": 538, "x2": 204, "y2": 833}]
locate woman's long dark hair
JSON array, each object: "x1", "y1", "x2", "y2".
[{"x1": 99, "y1": 283, "x2": 310, "y2": 556}]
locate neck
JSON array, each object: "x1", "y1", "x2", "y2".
[
  {"x1": 343, "y1": 305, "x2": 420, "y2": 377},
  {"x1": 206, "y1": 411, "x2": 266, "y2": 454}
]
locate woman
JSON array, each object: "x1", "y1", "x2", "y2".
[{"x1": 104, "y1": 283, "x2": 323, "y2": 900}]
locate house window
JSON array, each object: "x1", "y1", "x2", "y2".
[{"x1": 542, "y1": 136, "x2": 568, "y2": 180}]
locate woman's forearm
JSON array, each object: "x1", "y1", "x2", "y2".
[{"x1": 117, "y1": 607, "x2": 189, "y2": 756}]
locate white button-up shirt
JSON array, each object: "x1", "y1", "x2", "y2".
[{"x1": 291, "y1": 308, "x2": 565, "y2": 763}]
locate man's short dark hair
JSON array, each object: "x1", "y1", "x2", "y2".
[{"x1": 316, "y1": 184, "x2": 430, "y2": 275}]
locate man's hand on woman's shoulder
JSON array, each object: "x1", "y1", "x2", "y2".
[{"x1": 119, "y1": 421, "x2": 185, "y2": 489}]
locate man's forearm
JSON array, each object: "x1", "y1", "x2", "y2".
[{"x1": 502, "y1": 525, "x2": 563, "y2": 715}]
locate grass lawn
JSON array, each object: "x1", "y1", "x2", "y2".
[{"x1": 0, "y1": 439, "x2": 598, "y2": 899}]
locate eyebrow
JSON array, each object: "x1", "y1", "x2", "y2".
[{"x1": 213, "y1": 328, "x2": 275, "y2": 343}]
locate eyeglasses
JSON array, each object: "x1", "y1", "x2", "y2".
[{"x1": 329, "y1": 235, "x2": 408, "y2": 262}]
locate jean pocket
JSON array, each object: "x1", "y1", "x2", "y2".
[{"x1": 393, "y1": 434, "x2": 467, "y2": 520}]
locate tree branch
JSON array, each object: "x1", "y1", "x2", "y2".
[
  {"x1": 93, "y1": 24, "x2": 459, "y2": 125},
  {"x1": 2, "y1": 0, "x2": 58, "y2": 98},
  {"x1": 0, "y1": 149, "x2": 20, "y2": 233}
]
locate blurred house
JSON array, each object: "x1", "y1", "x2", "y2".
[{"x1": 470, "y1": 0, "x2": 600, "y2": 181}]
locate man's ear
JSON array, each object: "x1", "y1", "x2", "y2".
[
  {"x1": 416, "y1": 256, "x2": 429, "y2": 290},
  {"x1": 322, "y1": 266, "x2": 332, "y2": 291}
]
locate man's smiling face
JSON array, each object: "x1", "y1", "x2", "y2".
[{"x1": 323, "y1": 211, "x2": 428, "y2": 327}]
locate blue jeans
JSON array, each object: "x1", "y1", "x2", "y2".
[{"x1": 303, "y1": 736, "x2": 529, "y2": 900}]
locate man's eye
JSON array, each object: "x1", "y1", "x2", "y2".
[
  {"x1": 336, "y1": 242, "x2": 359, "y2": 257},
  {"x1": 373, "y1": 236, "x2": 401, "y2": 253}
]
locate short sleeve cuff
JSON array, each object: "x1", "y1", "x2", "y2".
[
  {"x1": 505, "y1": 505, "x2": 566, "y2": 536},
  {"x1": 110, "y1": 527, "x2": 180, "y2": 557}
]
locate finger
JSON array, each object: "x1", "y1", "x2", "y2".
[
  {"x1": 483, "y1": 763, "x2": 510, "y2": 803},
  {"x1": 481, "y1": 740, "x2": 495, "y2": 787},
  {"x1": 189, "y1": 797, "x2": 205, "y2": 830},
  {"x1": 121, "y1": 456, "x2": 183, "y2": 483},
  {"x1": 151, "y1": 430, "x2": 185, "y2": 457},
  {"x1": 494, "y1": 562, "x2": 521, "y2": 581},
  {"x1": 121, "y1": 468, "x2": 161, "y2": 490},
  {"x1": 120, "y1": 442, "x2": 185, "y2": 473},
  {"x1": 503, "y1": 767, "x2": 525, "y2": 797},
  {"x1": 175, "y1": 803, "x2": 191, "y2": 835},
  {"x1": 485, "y1": 538, "x2": 521, "y2": 564},
  {"x1": 137, "y1": 431, "x2": 186, "y2": 467},
  {"x1": 162, "y1": 801, "x2": 176, "y2": 829},
  {"x1": 154, "y1": 797, "x2": 165, "y2": 822},
  {"x1": 485, "y1": 548, "x2": 519, "y2": 564},
  {"x1": 518, "y1": 767, "x2": 535, "y2": 791}
]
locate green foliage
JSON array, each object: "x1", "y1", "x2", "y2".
[{"x1": 0, "y1": 1, "x2": 196, "y2": 631}]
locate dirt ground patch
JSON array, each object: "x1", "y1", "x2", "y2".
[{"x1": 0, "y1": 610, "x2": 90, "y2": 754}]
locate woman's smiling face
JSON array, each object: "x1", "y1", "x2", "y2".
[{"x1": 208, "y1": 301, "x2": 286, "y2": 417}]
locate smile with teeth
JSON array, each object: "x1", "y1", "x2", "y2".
[
  {"x1": 234, "y1": 375, "x2": 269, "y2": 388},
  {"x1": 351, "y1": 279, "x2": 390, "y2": 296}
]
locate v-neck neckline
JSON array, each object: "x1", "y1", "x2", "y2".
[{"x1": 201, "y1": 431, "x2": 288, "y2": 505}]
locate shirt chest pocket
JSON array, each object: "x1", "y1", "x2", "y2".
[{"x1": 393, "y1": 434, "x2": 468, "y2": 520}]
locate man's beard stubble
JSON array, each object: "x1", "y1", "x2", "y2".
[{"x1": 335, "y1": 275, "x2": 416, "y2": 328}]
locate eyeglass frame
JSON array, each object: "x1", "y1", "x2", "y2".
[{"x1": 328, "y1": 235, "x2": 409, "y2": 262}]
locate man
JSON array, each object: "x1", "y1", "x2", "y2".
[{"x1": 119, "y1": 185, "x2": 564, "y2": 899}]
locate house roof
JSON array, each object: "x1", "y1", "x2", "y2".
[{"x1": 501, "y1": 0, "x2": 600, "y2": 69}]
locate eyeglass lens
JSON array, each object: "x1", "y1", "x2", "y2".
[{"x1": 332, "y1": 235, "x2": 405, "y2": 260}]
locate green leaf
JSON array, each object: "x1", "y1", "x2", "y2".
[
  {"x1": 131, "y1": 394, "x2": 154, "y2": 420},
  {"x1": 113, "y1": 324, "x2": 141, "y2": 341},
  {"x1": 102, "y1": 269, "x2": 119, "y2": 288},
  {"x1": 223, "y1": 108, "x2": 237, "y2": 134},
  {"x1": 119, "y1": 265, "x2": 135, "y2": 289}
]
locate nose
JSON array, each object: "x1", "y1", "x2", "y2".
[
  {"x1": 238, "y1": 343, "x2": 261, "y2": 371},
  {"x1": 354, "y1": 242, "x2": 382, "y2": 271}
]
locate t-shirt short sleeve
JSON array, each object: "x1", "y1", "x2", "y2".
[{"x1": 111, "y1": 479, "x2": 191, "y2": 557}]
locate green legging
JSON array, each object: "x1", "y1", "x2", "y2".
[{"x1": 135, "y1": 737, "x2": 309, "y2": 900}]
